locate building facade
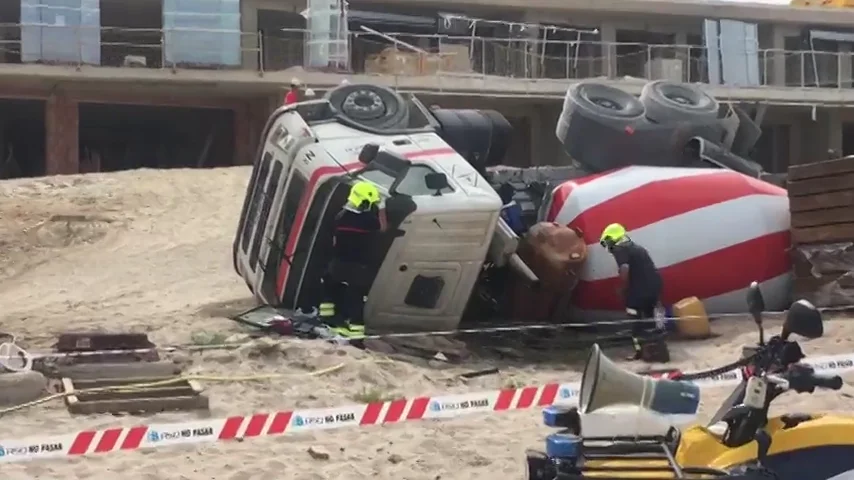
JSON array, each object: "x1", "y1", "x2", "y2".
[{"x1": 1, "y1": 0, "x2": 854, "y2": 178}]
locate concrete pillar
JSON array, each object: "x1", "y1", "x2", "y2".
[
  {"x1": 797, "y1": 108, "x2": 843, "y2": 163},
  {"x1": 840, "y1": 42, "x2": 852, "y2": 89},
  {"x1": 600, "y1": 22, "x2": 617, "y2": 79},
  {"x1": 530, "y1": 103, "x2": 571, "y2": 166},
  {"x1": 529, "y1": 105, "x2": 546, "y2": 166},
  {"x1": 44, "y1": 93, "x2": 79, "y2": 176},
  {"x1": 674, "y1": 32, "x2": 688, "y2": 82},
  {"x1": 789, "y1": 120, "x2": 802, "y2": 166},
  {"x1": 519, "y1": 12, "x2": 542, "y2": 79},
  {"x1": 827, "y1": 108, "x2": 843, "y2": 156},
  {"x1": 233, "y1": 103, "x2": 251, "y2": 166},
  {"x1": 770, "y1": 26, "x2": 786, "y2": 87},
  {"x1": 241, "y1": 0, "x2": 260, "y2": 71},
  {"x1": 234, "y1": 95, "x2": 279, "y2": 166}
]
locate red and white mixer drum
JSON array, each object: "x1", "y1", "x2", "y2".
[{"x1": 546, "y1": 166, "x2": 791, "y2": 316}]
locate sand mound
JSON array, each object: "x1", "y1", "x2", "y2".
[{"x1": 0, "y1": 167, "x2": 852, "y2": 480}]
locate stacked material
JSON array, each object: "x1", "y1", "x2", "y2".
[{"x1": 789, "y1": 156, "x2": 854, "y2": 307}]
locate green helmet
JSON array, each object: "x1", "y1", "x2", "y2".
[
  {"x1": 347, "y1": 180, "x2": 380, "y2": 211},
  {"x1": 600, "y1": 223, "x2": 627, "y2": 249}
]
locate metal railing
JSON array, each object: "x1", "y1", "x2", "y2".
[{"x1": 1, "y1": 24, "x2": 853, "y2": 90}]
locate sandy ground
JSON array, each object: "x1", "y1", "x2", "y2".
[{"x1": 0, "y1": 167, "x2": 853, "y2": 480}]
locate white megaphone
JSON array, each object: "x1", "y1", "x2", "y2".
[{"x1": 578, "y1": 344, "x2": 700, "y2": 415}]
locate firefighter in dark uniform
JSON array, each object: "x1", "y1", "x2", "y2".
[
  {"x1": 319, "y1": 180, "x2": 386, "y2": 335},
  {"x1": 599, "y1": 223, "x2": 667, "y2": 361}
]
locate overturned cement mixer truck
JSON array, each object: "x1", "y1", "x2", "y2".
[{"x1": 232, "y1": 81, "x2": 791, "y2": 333}]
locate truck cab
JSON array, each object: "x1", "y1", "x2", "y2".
[{"x1": 233, "y1": 85, "x2": 521, "y2": 332}]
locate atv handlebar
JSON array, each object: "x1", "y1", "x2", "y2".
[{"x1": 779, "y1": 363, "x2": 843, "y2": 394}]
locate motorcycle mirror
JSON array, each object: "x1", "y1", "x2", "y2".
[
  {"x1": 782, "y1": 299, "x2": 823, "y2": 340},
  {"x1": 746, "y1": 282, "x2": 765, "y2": 344},
  {"x1": 746, "y1": 281, "x2": 765, "y2": 321}
]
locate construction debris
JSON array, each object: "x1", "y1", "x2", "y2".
[
  {"x1": 789, "y1": 156, "x2": 854, "y2": 306},
  {"x1": 53, "y1": 332, "x2": 159, "y2": 363},
  {"x1": 41, "y1": 331, "x2": 210, "y2": 416},
  {"x1": 62, "y1": 376, "x2": 208, "y2": 415}
]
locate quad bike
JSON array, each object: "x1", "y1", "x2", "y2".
[{"x1": 526, "y1": 282, "x2": 854, "y2": 479}]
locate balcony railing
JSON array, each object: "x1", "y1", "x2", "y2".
[{"x1": 1, "y1": 23, "x2": 853, "y2": 90}]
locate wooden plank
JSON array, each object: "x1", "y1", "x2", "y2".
[
  {"x1": 67, "y1": 394, "x2": 209, "y2": 415},
  {"x1": 791, "y1": 206, "x2": 854, "y2": 228},
  {"x1": 55, "y1": 332, "x2": 154, "y2": 352},
  {"x1": 62, "y1": 377, "x2": 80, "y2": 409},
  {"x1": 792, "y1": 223, "x2": 854, "y2": 245},
  {"x1": 789, "y1": 157, "x2": 854, "y2": 181},
  {"x1": 789, "y1": 190, "x2": 854, "y2": 213},
  {"x1": 187, "y1": 380, "x2": 204, "y2": 395},
  {"x1": 53, "y1": 362, "x2": 182, "y2": 381},
  {"x1": 788, "y1": 173, "x2": 854, "y2": 197},
  {"x1": 76, "y1": 385, "x2": 197, "y2": 401},
  {"x1": 63, "y1": 377, "x2": 209, "y2": 415},
  {"x1": 69, "y1": 376, "x2": 180, "y2": 388}
]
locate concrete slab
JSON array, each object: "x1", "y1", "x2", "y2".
[
  {"x1": 360, "y1": 0, "x2": 854, "y2": 27},
  {"x1": 2, "y1": 63, "x2": 854, "y2": 106}
]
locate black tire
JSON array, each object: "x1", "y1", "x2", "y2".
[
  {"x1": 556, "y1": 82, "x2": 646, "y2": 172},
  {"x1": 640, "y1": 80, "x2": 719, "y2": 125},
  {"x1": 430, "y1": 109, "x2": 512, "y2": 171},
  {"x1": 324, "y1": 84, "x2": 409, "y2": 130},
  {"x1": 565, "y1": 82, "x2": 646, "y2": 125}
]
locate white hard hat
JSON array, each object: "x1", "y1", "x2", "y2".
[
  {"x1": 305, "y1": 88, "x2": 316, "y2": 97},
  {"x1": 340, "y1": 79, "x2": 350, "y2": 86},
  {"x1": 290, "y1": 77, "x2": 302, "y2": 87}
]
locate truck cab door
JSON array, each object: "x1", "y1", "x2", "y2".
[{"x1": 359, "y1": 154, "x2": 497, "y2": 332}]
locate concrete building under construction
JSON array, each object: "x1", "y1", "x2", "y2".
[{"x1": 2, "y1": 0, "x2": 854, "y2": 178}]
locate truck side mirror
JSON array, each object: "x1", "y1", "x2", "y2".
[
  {"x1": 425, "y1": 173, "x2": 449, "y2": 196},
  {"x1": 358, "y1": 143, "x2": 380, "y2": 164}
]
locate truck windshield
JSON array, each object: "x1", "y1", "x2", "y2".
[{"x1": 360, "y1": 164, "x2": 453, "y2": 196}]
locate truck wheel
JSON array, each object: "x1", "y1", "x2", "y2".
[
  {"x1": 557, "y1": 82, "x2": 646, "y2": 172},
  {"x1": 640, "y1": 80, "x2": 719, "y2": 125},
  {"x1": 325, "y1": 84, "x2": 409, "y2": 130},
  {"x1": 430, "y1": 109, "x2": 512, "y2": 171},
  {"x1": 564, "y1": 82, "x2": 646, "y2": 125}
]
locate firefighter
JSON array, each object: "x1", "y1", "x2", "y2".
[
  {"x1": 599, "y1": 223, "x2": 665, "y2": 361},
  {"x1": 318, "y1": 180, "x2": 387, "y2": 335}
]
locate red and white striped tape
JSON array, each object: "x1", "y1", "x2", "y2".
[{"x1": 1, "y1": 352, "x2": 852, "y2": 463}]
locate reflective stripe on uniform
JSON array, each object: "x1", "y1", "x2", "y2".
[
  {"x1": 319, "y1": 302, "x2": 335, "y2": 317},
  {"x1": 332, "y1": 324, "x2": 365, "y2": 338}
]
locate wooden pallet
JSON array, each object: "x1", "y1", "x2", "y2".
[
  {"x1": 55, "y1": 332, "x2": 156, "y2": 353},
  {"x1": 51, "y1": 332, "x2": 159, "y2": 364},
  {"x1": 789, "y1": 157, "x2": 854, "y2": 245},
  {"x1": 62, "y1": 376, "x2": 209, "y2": 415}
]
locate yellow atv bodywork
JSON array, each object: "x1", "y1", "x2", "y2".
[{"x1": 583, "y1": 414, "x2": 854, "y2": 478}]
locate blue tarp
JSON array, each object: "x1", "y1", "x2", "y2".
[
  {"x1": 20, "y1": 0, "x2": 100, "y2": 65},
  {"x1": 163, "y1": 0, "x2": 241, "y2": 67}
]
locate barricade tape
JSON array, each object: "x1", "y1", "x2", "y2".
[{"x1": 1, "y1": 352, "x2": 852, "y2": 463}]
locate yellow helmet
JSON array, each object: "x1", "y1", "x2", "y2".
[
  {"x1": 600, "y1": 223, "x2": 627, "y2": 248},
  {"x1": 347, "y1": 180, "x2": 381, "y2": 211}
]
